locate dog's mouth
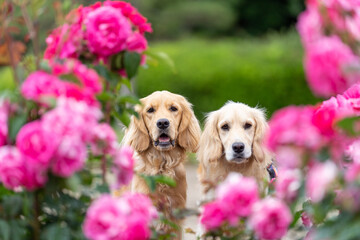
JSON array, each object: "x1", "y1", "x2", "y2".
[
  {"x1": 154, "y1": 133, "x2": 175, "y2": 148},
  {"x1": 231, "y1": 154, "x2": 247, "y2": 163}
]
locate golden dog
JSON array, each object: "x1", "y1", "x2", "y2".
[
  {"x1": 122, "y1": 91, "x2": 201, "y2": 238},
  {"x1": 197, "y1": 101, "x2": 273, "y2": 197}
]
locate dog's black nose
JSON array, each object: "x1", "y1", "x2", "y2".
[
  {"x1": 157, "y1": 118, "x2": 170, "y2": 129},
  {"x1": 232, "y1": 142, "x2": 245, "y2": 153}
]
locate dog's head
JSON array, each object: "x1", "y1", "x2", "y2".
[
  {"x1": 198, "y1": 102, "x2": 268, "y2": 164},
  {"x1": 123, "y1": 91, "x2": 201, "y2": 152}
]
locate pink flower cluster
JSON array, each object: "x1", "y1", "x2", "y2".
[
  {"x1": 44, "y1": 1, "x2": 151, "y2": 69},
  {"x1": 297, "y1": 0, "x2": 360, "y2": 98},
  {"x1": 0, "y1": 95, "x2": 135, "y2": 190},
  {"x1": 83, "y1": 193, "x2": 157, "y2": 240},
  {"x1": 200, "y1": 173, "x2": 292, "y2": 239},
  {"x1": 21, "y1": 60, "x2": 102, "y2": 106}
]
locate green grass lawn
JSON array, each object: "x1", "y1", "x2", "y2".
[{"x1": 136, "y1": 31, "x2": 320, "y2": 120}]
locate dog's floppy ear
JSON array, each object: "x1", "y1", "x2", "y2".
[
  {"x1": 177, "y1": 96, "x2": 201, "y2": 152},
  {"x1": 122, "y1": 105, "x2": 150, "y2": 152},
  {"x1": 197, "y1": 110, "x2": 222, "y2": 164},
  {"x1": 251, "y1": 107, "x2": 268, "y2": 162}
]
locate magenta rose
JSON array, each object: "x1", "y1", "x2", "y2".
[
  {"x1": 249, "y1": 197, "x2": 292, "y2": 240},
  {"x1": 127, "y1": 32, "x2": 148, "y2": 53},
  {"x1": 85, "y1": 6, "x2": 132, "y2": 57},
  {"x1": 52, "y1": 135, "x2": 87, "y2": 177},
  {"x1": 16, "y1": 120, "x2": 57, "y2": 169},
  {"x1": 200, "y1": 201, "x2": 227, "y2": 231},
  {"x1": 112, "y1": 146, "x2": 135, "y2": 187}
]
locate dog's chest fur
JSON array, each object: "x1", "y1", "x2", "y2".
[{"x1": 132, "y1": 146, "x2": 187, "y2": 209}]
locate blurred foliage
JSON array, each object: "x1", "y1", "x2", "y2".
[
  {"x1": 136, "y1": 31, "x2": 319, "y2": 120},
  {"x1": 131, "y1": 0, "x2": 305, "y2": 38}
]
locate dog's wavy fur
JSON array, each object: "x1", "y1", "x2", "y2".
[
  {"x1": 197, "y1": 102, "x2": 273, "y2": 196},
  {"x1": 122, "y1": 91, "x2": 201, "y2": 238}
]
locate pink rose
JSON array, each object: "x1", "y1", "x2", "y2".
[
  {"x1": 126, "y1": 33, "x2": 148, "y2": 53},
  {"x1": 301, "y1": 212, "x2": 313, "y2": 228},
  {"x1": 83, "y1": 193, "x2": 156, "y2": 240},
  {"x1": 266, "y1": 106, "x2": 325, "y2": 168},
  {"x1": 304, "y1": 36, "x2": 360, "y2": 98},
  {"x1": 85, "y1": 6, "x2": 132, "y2": 57},
  {"x1": 249, "y1": 198, "x2": 292, "y2": 240},
  {"x1": 42, "y1": 97, "x2": 102, "y2": 142},
  {"x1": 44, "y1": 23, "x2": 83, "y2": 59},
  {"x1": 200, "y1": 201, "x2": 227, "y2": 231},
  {"x1": 275, "y1": 168, "x2": 301, "y2": 202},
  {"x1": 0, "y1": 146, "x2": 26, "y2": 190},
  {"x1": 346, "y1": 139, "x2": 360, "y2": 163},
  {"x1": 216, "y1": 173, "x2": 259, "y2": 220},
  {"x1": 90, "y1": 123, "x2": 117, "y2": 156},
  {"x1": 297, "y1": 8, "x2": 323, "y2": 46},
  {"x1": 16, "y1": 121, "x2": 57, "y2": 169},
  {"x1": 112, "y1": 146, "x2": 135, "y2": 187},
  {"x1": 0, "y1": 146, "x2": 47, "y2": 191},
  {"x1": 52, "y1": 135, "x2": 87, "y2": 177},
  {"x1": 83, "y1": 195, "x2": 127, "y2": 239},
  {"x1": 306, "y1": 161, "x2": 337, "y2": 202}
]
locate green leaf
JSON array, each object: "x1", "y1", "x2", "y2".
[
  {"x1": 95, "y1": 183, "x2": 110, "y2": 193},
  {"x1": 0, "y1": 220, "x2": 10, "y2": 240},
  {"x1": 9, "y1": 220, "x2": 26, "y2": 240},
  {"x1": 41, "y1": 223, "x2": 71, "y2": 240},
  {"x1": 117, "y1": 95, "x2": 141, "y2": 105},
  {"x1": 124, "y1": 52, "x2": 141, "y2": 79},
  {"x1": 96, "y1": 92, "x2": 115, "y2": 102},
  {"x1": 145, "y1": 49, "x2": 176, "y2": 73},
  {"x1": 140, "y1": 175, "x2": 157, "y2": 192},
  {"x1": 60, "y1": 74, "x2": 81, "y2": 85},
  {"x1": 120, "y1": 78, "x2": 132, "y2": 91},
  {"x1": 2, "y1": 195, "x2": 23, "y2": 218},
  {"x1": 337, "y1": 116, "x2": 360, "y2": 137},
  {"x1": 153, "y1": 175, "x2": 176, "y2": 187},
  {"x1": 93, "y1": 64, "x2": 120, "y2": 87},
  {"x1": 290, "y1": 210, "x2": 303, "y2": 228},
  {"x1": 8, "y1": 113, "x2": 27, "y2": 142}
]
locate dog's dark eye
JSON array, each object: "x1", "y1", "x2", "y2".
[
  {"x1": 221, "y1": 124, "x2": 229, "y2": 131},
  {"x1": 244, "y1": 123, "x2": 252, "y2": 129},
  {"x1": 170, "y1": 106, "x2": 178, "y2": 112},
  {"x1": 147, "y1": 107, "x2": 155, "y2": 113}
]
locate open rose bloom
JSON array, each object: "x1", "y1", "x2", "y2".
[{"x1": 44, "y1": 1, "x2": 152, "y2": 75}]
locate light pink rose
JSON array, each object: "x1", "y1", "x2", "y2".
[
  {"x1": 0, "y1": 146, "x2": 26, "y2": 190},
  {"x1": 275, "y1": 168, "x2": 301, "y2": 202},
  {"x1": 85, "y1": 6, "x2": 132, "y2": 57},
  {"x1": 216, "y1": 173, "x2": 259, "y2": 221},
  {"x1": 51, "y1": 135, "x2": 87, "y2": 177},
  {"x1": 83, "y1": 193, "x2": 157, "y2": 240},
  {"x1": 16, "y1": 121, "x2": 57, "y2": 169},
  {"x1": 304, "y1": 36, "x2": 360, "y2": 98},
  {"x1": 0, "y1": 100, "x2": 9, "y2": 146},
  {"x1": 200, "y1": 201, "x2": 227, "y2": 231},
  {"x1": 275, "y1": 146, "x2": 303, "y2": 169},
  {"x1": 306, "y1": 161, "x2": 337, "y2": 202},
  {"x1": 249, "y1": 198, "x2": 292, "y2": 240},
  {"x1": 346, "y1": 139, "x2": 360, "y2": 163},
  {"x1": 112, "y1": 146, "x2": 135, "y2": 187},
  {"x1": 90, "y1": 123, "x2": 117, "y2": 156}
]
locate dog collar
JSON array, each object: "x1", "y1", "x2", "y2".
[{"x1": 267, "y1": 163, "x2": 278, "y2": 183}]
